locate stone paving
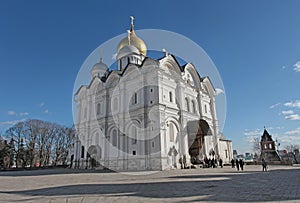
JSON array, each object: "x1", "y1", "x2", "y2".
[{"x1": 0, "y1": 165, "x2": 300, "y2": 203}]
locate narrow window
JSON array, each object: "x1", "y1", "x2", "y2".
[
  {"x1": 96, "y1": 103, "x2": 101, "y2": 115},
  {"x1": 112, "y1": 130, "x2": 117, "y2": 147},
  {"x1": 132, "y1": 150, "x2": 136, "y2": 155},
  {"x1": 132, "y1": 126, "x2": 137, "y2": 145},
  {"x1": 204, "y1": 104, "x2": 207, "y2": 114},
  {"x1": 132, "y1": 92, "x2": 138, "y2": 105},
  {"x1": 152, "y1": 141, "x2": 155, "y2": 148},
  {"x1": 169, "y1": 92, "x2": 173, "y2": 103},
  {"x1": 185, "y1": 98, "x2": 190, "y2": 112},
  {"x1": 192, "y1": 100, "x2": 196, "y2": 114},
  {"x1": 81, "y1": 146, "x2": 85, "y2": 158},
  {"x1": 169, "y1": 123, "x2": 174, "y2": 142},
  {"x1": 150, "y1": 88, "x2": 153, "y2": 92}
]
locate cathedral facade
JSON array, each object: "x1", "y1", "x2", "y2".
[{"x1": 73, "y1": 18, "x2": 232, "y2": 171}]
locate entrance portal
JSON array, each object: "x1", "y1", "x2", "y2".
[
  {"x1": 187, "y1": 119, "x2": 212, "y2": 164},
  {"x1": 87, "y1": 145, "x2": 102, "y2": 168}
]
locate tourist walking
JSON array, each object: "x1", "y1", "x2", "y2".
[
  {"x1": 239, "y1": 159, "x2": 244, "y2": 171},
  {"x1": 231, "y1": 159, "x2": 235, "y2": 168},
  {"x1": 262, "y1": 158, "x2": 268, "y2": 172},
  {"x1": 235, "y1": 159, "x2": 240, "y2": 171}
]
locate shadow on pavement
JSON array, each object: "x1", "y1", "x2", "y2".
[
  {"x1": 0, "y1": 168, "x2": 300, "y2": 202},
  {"x1": 0, "y1": 168, "x2": 115, "y2": 177}
]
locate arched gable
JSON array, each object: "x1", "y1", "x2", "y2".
[
  {"x1": 159, "y1": 55, "x2": 182, "y2": 77},
  {"x1": 202, "y1": 77, "x2": 216, "y2": 98},
  {"x1": 120, "y1": 64, "x2": 141, "y2": 82},
  {"x1": 105, "y1": 72, "x2": 120, "y2": 87},
  {"x1": 183, "y1": 63, "x2": 202, "y2": 89},
  {"x1": 89, "y1": 77, "x2": 102, "y2": 95},
  {"x1": 141, "y1": 57, "x2": 159, "y2": 67},
  {"x1": 75, "y1": 85, "x2": 87, "y2": 99}
]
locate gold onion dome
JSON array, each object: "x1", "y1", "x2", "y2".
[{"x1": 117, "y1": 16, "x2": 147, "y2": 56}]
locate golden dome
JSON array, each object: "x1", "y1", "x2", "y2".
[{"x1": 117, "y1": 17, "x2": 147, "y2": 56}]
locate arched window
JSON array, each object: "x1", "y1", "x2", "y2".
[
  {"x1": 112, "y1": 129, "x2": 117, "y2": 147},
  {"x1": 96, "y1": 103, "x2": 101, "y2": 115},
  {"x1": 132, "y1": 126, "x2": 137, "y2": 144},
  {"x1": 185, "y1": 98, "x2": 190, "y2": 112},
  {"x1": 169, "y1": 123, "x2": 174, "y2": 142},
  {"x1": 192, "y1": 100, "x2": 196, "y2": 114}
]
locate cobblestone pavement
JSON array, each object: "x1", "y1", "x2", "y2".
[{"x1": 0, "y1": 165, "x2": 300, "y2": 203}]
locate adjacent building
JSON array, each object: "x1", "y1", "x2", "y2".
[{"x1": 260, "y1": 128, "x2": 281, "y2": 161}]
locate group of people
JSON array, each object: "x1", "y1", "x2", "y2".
[
  {"x1": 203, "y1": 157, "x2": 223, "y2": 168},
  {"x1": 231, "y1": 158, "x2": 245, "y2": 171},
  {"x1": 181, "y1": 156, "x2": 269, "y2": 171}
]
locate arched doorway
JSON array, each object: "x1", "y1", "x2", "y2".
[
  {"x1": 87, "y1": 145, "x2": 102, "y2": 169},
  {"x1": 166, "y1": 120, "x2": 180, "y2": 168},
  {"x1": 187, "y1": 119, "x2": 212, "y2": 164}
]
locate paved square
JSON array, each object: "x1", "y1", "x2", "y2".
[{"x1": 0, "y1": 165, "x2": 299, "y2": 202}]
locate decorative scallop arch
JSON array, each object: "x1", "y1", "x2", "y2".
[
  {"x1": 184, "y1": 63, "x2": 202, "y2": 89},
  {"x1": 160, "y1": 55, "x2": 182, "y2": 77}
]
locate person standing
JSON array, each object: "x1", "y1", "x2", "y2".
[
  {"x1": 231, "y1": 159, "x2": 235, "y2": 168},
  {"x1": 211, "y1": 158, "x2": 216, "y2": 168},
  {"x1": 239, "y1": 159, "x2": 244, "y2": 171},
  {"x1": 179, "y1": 156, "x2": 183, "y2": 169},
  {"x1": 219, "y1": 158, "x2": 223, "y2": 168},
  {"x1": 262, "y1": 158, "x2": 268, "y2": 172},
  {"x1": 235, "y1": 159, "x2": 240, "y2": 171},
  {"x1": 183, "y1": 155, "x2": 187, "y2": 169}
]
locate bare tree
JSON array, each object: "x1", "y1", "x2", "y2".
[
  {"x1": 3, "y1": 119, "x2": 75, "y2": 169},
  {"x1": 252, "y1": 137, "x2": 261, "y2": 155},
  {"x1": 285, "y1": 144, "x2": 300, "y2": 153},
  {"x1": 285, "y1": 144, "x2": 300, "y2": 164},
  {"x1": 53, "y1": 126, "x2": 75, "y2": 166},
  {"x1": 4, "y1": 122, "x2": 26, "y2": 168}
]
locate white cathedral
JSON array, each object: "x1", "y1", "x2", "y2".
[{"x1": 73, "y1": 17, "x2": 233, "y2": 171}]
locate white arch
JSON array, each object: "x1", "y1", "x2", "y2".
[{"x1": 184, "y1": 63, "x2": 202, "y2": 89}]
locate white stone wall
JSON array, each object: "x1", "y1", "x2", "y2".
[{"x1": 73, "y1": 54, "x2": 232, "y2": 171}]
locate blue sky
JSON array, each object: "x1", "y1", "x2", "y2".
[{"x1": 0, "y1": 1, "x2": 299, "y2": 154}]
